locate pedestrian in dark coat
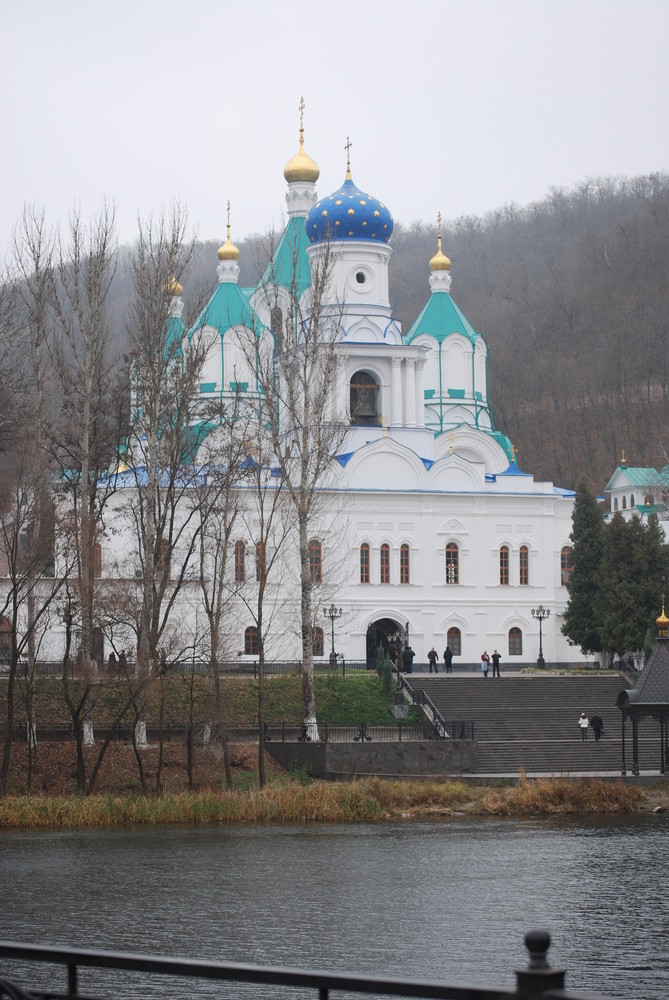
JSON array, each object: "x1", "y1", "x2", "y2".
[
  {"x1": 590, "y1": 711, "x2": 604, "y2": 742},
  {"x1": 427, "y1": 647, "x2": 439, "y2": 673},
  {"x1": 402, "y1": 647, "x2": 415, "y2": 674},
  {"x1": 443, "y1": 647, "x2": 453, "y2": 673},
  {"x1": 491, "y1": 649, "x2": 501, "y2": 677}
]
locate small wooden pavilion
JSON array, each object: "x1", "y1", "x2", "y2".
[{"x1": 617, "y1": 604, "x2": 669, "y2": 775}]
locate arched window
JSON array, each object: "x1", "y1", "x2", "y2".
[
  {"x1": 159, "y1": 541, "x2": 171, "y2": 581},
  {"x1": 622, "y1": 496, "x2": 627, "y2": 509},
  {"x1": 350, "y1": 371, "x2": 380, "y2": 426},
  {"x1": 519, "y1": 546, "x2": 529, "y2": 586},
  {"x1": 255, "y1": 542, "x2": 266, "y2": 582},
  {"x1": 400, "y1": 544, "x2": 410, "y2": 584},
  {"x1": 614, "y1": 497, "x2": 619, "y2": 511},
  {"x1": 309, "y1": 539, "x2": 322, "y2": 584},
  {"x1": 508, "y1": 627, "x2": 522, "y2": 656},
  {"x1": 445, "y1": 543, "x2": 459, "y2": 584},
  {"x1": 360, "y1": 543, "x2": 370, "y2": 584},
  {"x1": 630, "y1": 494, "x2": 635, "y2": 507},
  {"x1": 380, "y1": 543, "x2": 390, "y2": 584},
  {"x1": 447, "y1": 626, "x2": 461, "y2": 656},
  {"x1": 499, "y1": 546, "x2": 509, "y2": 585},
  {"x1": 0, "y1": 616, "x2": 11, "y2": 662},
  {"x1": 92, "y1": 627, "x2": 104, "y2": 665},
  {"x1": 234, "y1": 541, "x2": 245, "y2": 583},
  {"x1": 244, "y1": 626, "x2": 259, "y2": 655},
  {"x1": 93, "y1": 543, "x2": 102, "y2": 580},
  {"x1": 312, "y1": 626, "x2": 324, "y2": 657},
  {"x1": 270, "y1": 305, "x2": 283, "y2": 348},
  {"x1": 560, "y1": 546, "x2": 573, "y2": 586}
]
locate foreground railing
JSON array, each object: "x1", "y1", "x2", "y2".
[{"x1": 0, "y1": 931, "x2": 611, "y2": 1000}]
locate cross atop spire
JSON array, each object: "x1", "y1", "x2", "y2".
[
  {"x1": 298, "y1": 96, "x2": 305, "y2": 143},
  {"x1": 345, "y1": 135, "x2": 352, "y2": 178}
]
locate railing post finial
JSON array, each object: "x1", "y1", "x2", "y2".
[{"x1": 516, "y1": 930, "x2": 565, "y2": 999}]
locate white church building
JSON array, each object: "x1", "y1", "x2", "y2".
[{"x1": 92, "y1": 113, "x2": 584, "y2": 671}]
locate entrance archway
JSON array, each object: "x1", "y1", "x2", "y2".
[{"x1": 365, "y1": 618, "x2": 406, "y2": 669}]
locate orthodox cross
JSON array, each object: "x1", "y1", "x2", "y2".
[{"x1": 345, "y1": 135, "x2": 352, "y2": 171}]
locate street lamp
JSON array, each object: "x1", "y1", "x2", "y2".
[
  {"x1": 531, "y1": 605, "x2": 551, "y2": 668},
  {"x1": 388, "y1": 621, "x2": 410, "y2": 699},
  {"x1": 323, "y1": 604, "x2": 342, "y2": 668}
]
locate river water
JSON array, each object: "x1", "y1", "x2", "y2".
[{"x1": 1, "y1": 815, "x2": 668, "y2": 1000}]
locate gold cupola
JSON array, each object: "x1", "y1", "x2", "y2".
[
  {"x1": 657, "y1": 596, "x2": 669, "y2": 638},
  {"x1": 217, "y1": 200, "x2": 240, "y2": 261},
  {"x1": 164, "y1": 275, "x2": 183, "y2": 297},
  {"x1": 283, "y1": 96, "x2": 320, "y2": 183},
  {"x1": 430, "y1": 212, "x2": 451, "y2": 271}
]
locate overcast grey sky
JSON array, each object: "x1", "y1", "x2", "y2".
[{"x1": 3, "y1": 0, "x2": 669, "y2": 257}]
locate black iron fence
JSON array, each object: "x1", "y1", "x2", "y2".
[
  {"x1": 1, "y1": 720, "x2": 474, "y2": 745},
  {"x1": 13, "y1": 659, "x2": 373, "y2": 679},
  {"x1": 0, "y1": 931, "x2": 612, "y2": 999}
]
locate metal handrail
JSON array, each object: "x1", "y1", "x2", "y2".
[
  {"x1": 399, "y1": 672, "x2": 472, "y2": 741},
  {"x1": 0, "y1": 933, "x2": 614, "y2": 1000}
]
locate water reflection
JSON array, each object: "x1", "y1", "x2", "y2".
[{"x1": 1, "y1": 816, "x2": 668, "y2": 999}]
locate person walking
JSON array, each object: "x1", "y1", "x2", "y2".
[
  {"x1": 578, "y1": 712, "x2": 589, "y2": 741},
  {"x1": 443, "y1": 646, "x2": 453, "y2": 673},
  {"x1": 402, "y1": 646, "x2": 415, "y2": 674},
  {"x1": 481, "y1": 650, "x2": 490, "y2": 678},
  {"x1": 590, "y1": 711, "x2": 604, "y2": 742},
  {"x1": 491, "y1": 649, "x2": 502, "y2": 677},
  {"x1": 427, "y1": 647, "x2": 439, "y2": 673}
]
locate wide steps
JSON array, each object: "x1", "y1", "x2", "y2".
[{"x1": 408, "y1": 673, "x2": 657, "y2": 774}]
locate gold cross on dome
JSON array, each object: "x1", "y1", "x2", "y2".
[
  {"x1": 299, "y1": 96, "x2": 305, "y2": 131},
  {"x1": 345, "y1": 135, "x2": 352, "y2": 169}
]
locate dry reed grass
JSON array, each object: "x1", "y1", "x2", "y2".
[{"x1": 473, "y1": 773, "x2": 644, "y2": 816}]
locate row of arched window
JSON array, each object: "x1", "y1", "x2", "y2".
[
  {"x1": 359, "y1": 543, "x2": 573, "y2": 586},
  {"x1": 359, "y1": 543, "x2": 411, "y2": 584},
  {"x1": 234, "y1": 540, "x2": 322, "y2": 584},
  {"x1": 240, "y1": 625, "x2": 527, "y2": 657}
]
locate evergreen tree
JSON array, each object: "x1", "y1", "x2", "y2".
[
  {"x1": 596, "y1": 513, "x2": 649, "y2": 656},
  {"x1": 561, "y1": 478, "x2": 605, "y2": 654}
]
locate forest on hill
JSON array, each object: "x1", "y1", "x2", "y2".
[{"x1": 47, "y1": 171, "x2": 669, "y2": 492}]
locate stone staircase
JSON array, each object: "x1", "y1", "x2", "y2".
[{"x1": 410, "y1": 674, "x2": 661, "y2": 775}]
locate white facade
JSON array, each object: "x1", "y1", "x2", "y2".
[{"x1": 2, "y1": 129, "x2": 584, "y2": 669}]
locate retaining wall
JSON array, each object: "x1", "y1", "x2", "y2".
[{"x1": 266, "y1": 740, "x2": 476, "y2": 779}]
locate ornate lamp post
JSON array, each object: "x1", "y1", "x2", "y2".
[
  {"x1": 388, "y1": 621, "x2": 410, "y2": 698},
  {"x1": 531, "y1": 605, "x2": 551, "y2": 668},
  {"x1": 323, "y1": 604, "x2": 342, "y2": 668}
]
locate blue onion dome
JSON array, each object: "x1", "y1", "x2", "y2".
[{"x1": 306, "y1": 168, "x2": 393, "y2": 245}]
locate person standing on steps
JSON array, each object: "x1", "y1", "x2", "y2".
[
  {"x1": 578, "y1": 712, "x2": 589, "y2": 740},
  {"x1": 491, "y1": 649, "x2": 501, "y2": 677},
  {"x1": 403, "y1": 645, "x2": 415, "y2": 674},
  {"x1": 590, "y1": 710, "x2": 604, "y2": 742},
  {"x1": 427, "y1": 647, "x2": 439, "y2": 673},
  {"x1": 481, "y1": 650, "x2": 490, "y2": 678},
  {"x1": 443, "y1": 646, "x2": 453, "y2": 673}
]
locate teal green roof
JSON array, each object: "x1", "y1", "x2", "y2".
[
  {"x1": 190, "y1": 281, "x2": 263, "y2": 338},
  {"x1": 404, "y1": 289, "x2": 479, "y2": 346},
  {"x1": 605, "y1": 465, "x2": 669, "y2": 492},
  {"x1": 261, "y1": 216, "x2": 312, "y2": 299}
]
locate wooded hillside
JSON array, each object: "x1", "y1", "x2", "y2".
[{"x1": 103, "y1": 172, "x2": 669, "y2": 492}]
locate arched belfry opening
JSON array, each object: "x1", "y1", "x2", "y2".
[
  {"x1": 365, "y1": 617, "x2": 407, "y2": 668},
  {"x1": 350, "y1": 371, "x2": 380, "y2": 426}
]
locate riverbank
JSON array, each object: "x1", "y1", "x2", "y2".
[{"x1": 1, "y1": 773, "x2": 666, "y2": 829}]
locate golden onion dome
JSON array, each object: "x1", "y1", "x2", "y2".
[
  {"x1": 657, "y1": 598, "x2": 669, "y2": 637},
  {"x1": 218, "y1": 200, "x2": 240, "y2": 261},
  {"x1": 430, "y1": 211, "x2": 451, "y2": 271},
  {"x1": 164, "y1": 275, "x2": 183, "y2": 297},
  {"x1": 284, "y1": 96, "x2": 319, "y2": 183}
]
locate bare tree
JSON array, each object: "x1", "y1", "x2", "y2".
[
  {"x1": 251, "y1": 235, "x2": 348, "y2": 735},
  {"x1": 236, "y1": 427, "x2": 291, "y2": 787},
  {"x1": 121, "y1": 206, "x2": 219, "y2": 782}
]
